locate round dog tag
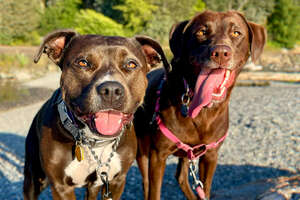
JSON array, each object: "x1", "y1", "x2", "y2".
[{"x1": 75, "y1": 145, "x2": 84, "y2": 161}]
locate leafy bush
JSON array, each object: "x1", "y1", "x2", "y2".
[
  {"x1": 141, "y1": 0, "x2": 205, "y2": 44},
  {"x1": 87, "y1": 0, "x2": 125, "y2": 23},
  {"x1": 38, "y1": 0, "x2": 82, "y2": 35},
  {"x1": 114, "y1": 0, "x2": 157, "y2": 34},
  {"x1": 204, "y1": 0, "x2": 274, "y2": 24},
  {"x1": 39, "y1": 0, "x2": 127, "y2": 37},
  {"x1": 0, "y1": 0, "x2": 41, "y2": 45},
  {"x1": 267, "y1": 0, "x2": 300, "y2": 48},
  {"x1": 74, "y1": 9, "x2": 126, "y2": 36}
]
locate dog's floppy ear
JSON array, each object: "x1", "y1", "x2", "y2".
[
  {"x1": 169, "y1": 20, "x2": 189, "y2": 59},
  {"x1": 34, "y1": 29, "x2": 78, "y2": 66},
  {"x1": 247, "y1": 22, "x2": 267, "y2": 63},
  {"x1": 134, "y1": 35, "x2": 171, "y2": 72},
  {"x1": 236, "y1": 12, "x2": 267, "y2": 63}
]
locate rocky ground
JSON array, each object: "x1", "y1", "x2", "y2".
[{"x1": 0, "y1": 72, "x2": 299, "y2": 199}]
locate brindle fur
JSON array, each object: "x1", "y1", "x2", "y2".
[{"x1": 23, "y1": 30, "x2": 169, "y2": 200}]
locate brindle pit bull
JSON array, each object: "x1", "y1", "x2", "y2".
[
  {"x1": 23, "y1": 30, "x2": 169, "y2": 200},
  {"x1": 135, "y1": 10, "x2": 266, "y2": 199}
]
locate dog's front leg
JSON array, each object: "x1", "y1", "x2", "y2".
[
  {"x1": 85, "y1": 185, "x2": 101, "y2": 200},
  {"x1": 175, "y1": 157, "x2": 197, "y2": 200},
  {"x1": 50, "y1": 184, "x2": 76, "y2": 200},
  {"x1": 198, "y1": 149, "x2": 219, "y2": 199},
  {"x1": 149, "y1": 148, "x2": 168, "y2": 200},
  {"x1": 137, "y1": 134, "x2": 151, "y2": 199}
]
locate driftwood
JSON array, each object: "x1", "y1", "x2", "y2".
[
  {"x1": 238, "y1": 72, "x2": 300, "y2": 82},
  {"x1": 212, "y1": 175, "x2": 300, "y2": 200}
]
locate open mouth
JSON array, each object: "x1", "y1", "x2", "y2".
[
  {"x1": 81, "y1": 110, "x2": 133, "y2": 137},
  {"x1": 188, "y1": 68, "x2": 235, "y2": 118}
]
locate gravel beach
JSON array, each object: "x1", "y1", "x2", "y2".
[{"x1": 0, "y1": 72, "x2": 299, "y2": 199}]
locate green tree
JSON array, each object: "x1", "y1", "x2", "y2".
[
  {"x1": 142, "y1": 0, "x2": 205, "y2": 43},
  {"x1": 0, "y1": 0, "x2": 42, "y2": 45},
  {"x1": 192, "y1": 0, "x2": 206, "y2": 16},
  {"x1": 83, "y1": 0, "x2": 125, "y2": 23},
  {"x1": 74, "y1": 9, "x2": 125, "y2": 36},
  {"x1": 267, "y1": 0, "x2": 300, "y2": 48},
  {"x1": 38, "y1": 0, "x2": 82, "y2": 35},
  {"x1": 114, "y1": 0, "x2": 157, "y2": 34},
  {"x1": 204, "y1": 0, "x2": 275, "y2": 24}
]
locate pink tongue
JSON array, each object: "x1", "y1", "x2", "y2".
[
  {"x1": 94, "y1": 111, "x2": 123, "y2": 135},
  {"x1": 188, "y1": 68, "x2": 226, "y2": 118}
]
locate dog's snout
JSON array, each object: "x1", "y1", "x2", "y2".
[
  {"x1": 210, "y1": 45, "x2": 232, "y2": 66},
  {"x1": 97, "y1": 81, "x2": 125, "y2": 104}
]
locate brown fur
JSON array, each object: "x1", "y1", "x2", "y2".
[{"x1": 135, "y1": 10, "x2": 266, "y2": 200}]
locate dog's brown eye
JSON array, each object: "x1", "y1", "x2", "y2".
[
  {"x1": 125, "y1": 60, "x2": 138, "y2": 69},
  {"x1": 197, "y1": 30, "x2": 206, "y2": 36},
  {"x1": 78, "y1": 59, "x2": 89, "y2": 68},
  {"x1": 232, "y1": 31, "x2": 241, "y2": 37}
]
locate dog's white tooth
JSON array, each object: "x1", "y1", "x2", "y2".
[
  {"x1": 220, "y1": 70, "x2": 231, "y2": 89},
  {"x1": 212, "y1": 87, "x2": 226, "y2": 97}
]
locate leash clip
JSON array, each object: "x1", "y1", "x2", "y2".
[
  {"x1": 180, "y1": 93, "x2": 190, "y2": 117},
  {"x1": 189, "y1": 161, "x2": 204, "y2": 190},
  {"x1": 100, "y1": 172, "x2": 112, "y2": 200},
  {"x1": 181, "y1": 79, "x2": 192, "y2": 117}
]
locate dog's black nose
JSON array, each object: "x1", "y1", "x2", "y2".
[
  {"x1": 97, "y1": 81, "x2": 125, "y2": 104},
  {"x1": 210, "y1": 45, "x2": 232, "y2": 66}
]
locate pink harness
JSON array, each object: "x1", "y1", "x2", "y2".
[{"x1": 154, "y1": 78, "x2": 228, "y2": 200}]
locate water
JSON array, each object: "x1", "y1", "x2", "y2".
[{"x1": 0, "y1": 80, "x2": 53, "y2": 111}]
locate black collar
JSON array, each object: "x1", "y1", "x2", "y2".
[{"x1": 57, "y1": 99, "x2": 83, "y2": 141}]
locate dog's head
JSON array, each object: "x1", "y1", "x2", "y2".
[
  {"x1": 35, "y1": 30, "x2": 168, "y2": 137},
  {"x1": 169, "y1": 10, "x2": 266, "y2": 118}
]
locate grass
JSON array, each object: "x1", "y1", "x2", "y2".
[
  {"x1": 0, "y1": 53, "x2": 30, "y2": 72},
  {"x1": 0, "y1": 51, "x2": 55, "y2": 78},
  {"x1": 264, "y1": 41, "x2": 284, "y2": 52}
]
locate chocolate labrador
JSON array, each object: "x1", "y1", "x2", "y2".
[
  {"x1": 23, "y1": 30, "x2": 168, "y2": 200},
  {"x1": 135, "y1": 10, "x2": 266, "y2": 199}
]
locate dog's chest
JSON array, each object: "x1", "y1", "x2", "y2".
[{"x1": 64, "y1": 142, "x2": 121, "y2": 187}]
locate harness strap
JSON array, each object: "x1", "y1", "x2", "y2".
[{"x1": 156, "y1": 115, "x2": 228, "y2": 160}]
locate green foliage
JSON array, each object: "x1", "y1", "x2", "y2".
[
  {"x1": 6, "y1": 0, "x2": 299, "y2": 49},
  {"x1": 0, "y1": 0, "x2": 41, "y2": 45},
  {"x1": 87, "y1": 0, "x2": 125, "y2": 23},
  {"x1": 74, "y1": 9, "x2": 125, "y2": 36},
  {"x1": 267, "y1": 0, "x2": 300, "y2": 48},
  {"x1": 38, "y1": 0, "x2": 82, "y2": 35},
  {"x1": 39, "y1": 0, "x2": 127, "y2": 37},
  {"x1": 203, "y1": 0, "x2": 275, "y2": 24},
  {"x1": 114, "y1": 0, "x2": 157, "y2": 34},
  {"x1": 142, "y1": 0, "x2": 205, "y2": 43},
  {"x1": 192, "y1": 0, "x2": 206, "y2": 16}
]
